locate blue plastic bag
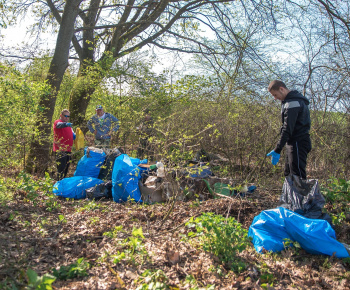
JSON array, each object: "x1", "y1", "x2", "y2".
[
  {"x1": 186, "y1": 165, "x2": 212, "y2": 178},
  {"x1": 53, "y1": 176, "x2": 104, "y2": 199},
  {"x1": 112, "y1": 154, "x2": 143, "y2": 203},
  {"x1": 74, "y1": 147, "x2": 106, "y2": 178},
  {"x1": 129, "y1": 156, "x2": 148, "y2": 166},
  {"x1": 248, "y1": 207, "x2": 349, "y2": 258}
]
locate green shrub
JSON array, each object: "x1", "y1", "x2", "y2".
[
  {"x1": 322, "y1": 178, "x2": 350, "y2": 203},
  {"x1": 52, "y1": 258, "x2": 90, "y2": 280},
  {"x1": 186, "y1": 212, "x2": 250, "y2": 272},
  {"x1": 26, "y1": 269, "x2": 56, "y2": 290}
]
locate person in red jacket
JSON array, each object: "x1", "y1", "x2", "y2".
[{"x1": 53, "y1": 109, "x2": 76, "y2": 180}]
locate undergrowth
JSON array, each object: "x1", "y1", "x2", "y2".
[{"x1": 185, "y1": 212, "x2": 251, "y2": 272}]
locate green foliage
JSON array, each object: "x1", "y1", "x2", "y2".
[
  {"x1": 283, "y1": 238, "x2": 301, "y2": 253},
  {"x1": 186, "y1": 213, "x2": 250, "y2": 272},
  {"x1": 52, "y1": 258, "x2": 90, "y2": 280},
  {"x1": 103, "y1": 226, "x2": 148, "y2": 266},
  {"x1": 129, "y1": 227, "x2": 145, "y2": 255},
  {"x1": 26, "y1": 268, "x2": 56, "y2": 290},
  {"x1": 342, "y1": 257, "x2": 350, "y2": 265},
  {"x1": 183, "y1": 274, "x2": 215, "y2": 290},
  {"x1": 103, "y1": 225, "x2": 124, "y2": 239},
  {"x1": 322, "y1": 178, "x2": 350, "y2": 225},
  {"x1": 136, "y1": 269, "x2": 169, "y2": 290},
  {"x1": 17, "y1": 171, "x2": 59, "y2": 210},
  {"x1": 0, "y1": 63, "x2": 50, "y2": 168},
  {"x1": 113, "y1": 251, "x2": 126, "y2": 264},
  {"x1": 76, "y1": 200, "x2": 104, "y2": 212},
  {"x1": 0, "y1": 176, "x2": 14, "y2": 203},
  {"x1": 259, "y1": 262, "x2": 276, "y2": 285},
  {"x1": 322, "y1": 178, "x2": 350, "y2": 203}
]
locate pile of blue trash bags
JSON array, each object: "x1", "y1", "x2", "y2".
[
  {"x1": 249, "y1": 175, "x2": 350, "y2": 258},
  {"x1": 53, "y1": 147, "x2": 148, "y2": 203}
]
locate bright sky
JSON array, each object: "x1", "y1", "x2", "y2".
[{"x1": 0, "y1": 16, "x2": 57, "y2": 58}]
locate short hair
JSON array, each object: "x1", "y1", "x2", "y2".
[
  {"x1": 60, "y1": 109, "x2": 70, "y2": 115},
  {"x1": 268, "y1": 80, "x2": 288, "y2": 92}
]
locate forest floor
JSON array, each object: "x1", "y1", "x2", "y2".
[{"x1": 0, "y1": 177, "x2": 350, "y2": 289}]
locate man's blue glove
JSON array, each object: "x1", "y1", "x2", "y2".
[
  {"x1": 66, "y1": 122, "x2": 73, "y2": 127},
  {"x1": 267, "y1": 150, "x2": 280, "y2": 165}
]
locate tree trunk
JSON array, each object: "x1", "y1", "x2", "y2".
[
  {"x1": 69, "y1": 0, "x2": 104, "y2": 132},
  {"x1": 26, "y1": 0, "x2": 82, "y2": 174},
  {"x1": 69, "y1": 70, "x2": 105, "y2": 133}
]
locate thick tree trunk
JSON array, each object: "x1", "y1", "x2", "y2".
[
  {"x1": 68, "y1": 0, "x2": 106, "y2": 131},
  {"x1": 69, "y1": 70, "x2": 104, "y2": 133},
  {"x1": 26, "y1": 0, "x2": 82, "y2": 174}
]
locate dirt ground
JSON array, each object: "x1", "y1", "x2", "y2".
[{"x1": 0, "y1": 184, "x2": 349, "y2": 289}]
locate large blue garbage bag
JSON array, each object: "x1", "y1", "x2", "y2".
[
  {"x1": 53, "y1": 176, "x2": 104, "y2": 199},
  {"x1": 248, "y1": 207, "x2": 349, "y2": 258},
  {"x1": 74, "y1": 147, "x2": 106, "y2": 178},
  {"x1": 112, "y1": 154, "x2": 143, "y2": 203},
  {"x1": 129, "y1": 156, "x2": 148, "y2": 166}
]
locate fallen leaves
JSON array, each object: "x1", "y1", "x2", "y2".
[{"x1": 0, "y1": 189, "x2": 349, "y2": 289}]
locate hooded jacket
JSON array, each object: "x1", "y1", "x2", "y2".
[{"x1": 274, "y1": 90, "x2": 311, "y2": 154}]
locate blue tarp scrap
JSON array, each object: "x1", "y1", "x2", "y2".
[
  {"x1": 248, "y1": 207, "x2": 350, "y2": 258},
  {"x1": 53, "y1": 176, "x2": 104, "y2": 199},
  {"x1": 111, "y1": 154, "x2": 145, "y2": 203},
  {"x1": 185, "y1": 164, "x2": 213, "y2": 178}
]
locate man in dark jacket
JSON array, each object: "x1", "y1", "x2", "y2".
[{"x1": 267, "y1": 80, "x2": 312, "y2": 179}]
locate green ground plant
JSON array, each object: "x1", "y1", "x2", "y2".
[
  {"x1": 103, "y1": 225, "x2": 124, "y2": 239},
  {"x1": 17, "y1": 171, "x2": 60, "y2": 211},
  {"x1": 103, "y1": 226, "x2": 148, "y2": 266},
  {"x1": 186, "y1": 213, "x2": 251, "y2": 272},
  {"x1": 135, "y1": 269, "x2": 169, "y2": 290},
  {"x1": 26, "y1": 268, "x2": 56, "y2": 290},
  {"x1": 52, "y1": 258, "x2": 90, "y2": 280},
  {"x1": 0, "y1": 176, "x2": 14, "y2": 203},
  {"x1": 183, "y1": 274, "x2": 215, "y2": 290},
  {"x1": 322, "y1": 178, "x2": 350, "y2": 203},
  {"x1": 322, "y1": 178, "x2": 350, "y2": 225},
  {"x1": 76, "y1": 200, "x2": 105, "y2": 212}
]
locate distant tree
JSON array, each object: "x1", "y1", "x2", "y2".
[{"x1": 18, "y1": 0, "x2": 274, "y2": 172}]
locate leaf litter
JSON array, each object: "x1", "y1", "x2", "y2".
[{"x1": 0, "y1": 186, "x2": 349, "y2": 289}]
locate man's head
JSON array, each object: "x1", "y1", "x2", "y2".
[
  {"x1": 60, "y1": 109, "x2": 70, "y2": 122},
  {"x1": 268, "y1": 80, "x2": 290, "y2": 101},
  {"x1": 96, "y1": 105, "x2": 104, "y2": 117}
]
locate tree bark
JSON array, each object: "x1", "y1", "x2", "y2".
[
  {"x1": 26, "y1": 0, "x2": 82, "y2": 173},
  {"x1": 69, "y1": 0, "x2": 102, "y2": 132}
]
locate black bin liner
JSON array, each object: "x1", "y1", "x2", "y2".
[
  {"x1": 86, "y1": 181, "x2": 113, "y2": 200},
  {"x1": 98, "y1": 149, "x2": 122, "y2": 180},
  {"x1": 279, "y1": 175, "x2": 332, "y2": 224}
]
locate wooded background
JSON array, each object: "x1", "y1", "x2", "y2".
[{"x1": 0, "y1": 0, "x2": 349, "y2": 181}]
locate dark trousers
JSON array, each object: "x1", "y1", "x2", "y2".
[
  {"x1": 284, "y1": 138, "x2": 312, "y2": 179},
  {"x1": 56, "y1": 151, "x2": 72, "y2": 181}
]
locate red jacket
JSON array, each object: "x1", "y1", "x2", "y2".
[{"x1": 53, "y1": 119, "x2": 74, "y2": 152}]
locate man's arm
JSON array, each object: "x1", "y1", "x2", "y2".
[
  {"x1": 56, "y1": 122, "x2": 72, "y2": 129},
  {"x1": 87, "y1": 117, "x2": 95, "y2": 133},
  {"x1": 274, "y1": 101, "x2": 300, "y2": 153},
  {"x1": 110, "y1": 115, "x2": 120, "y2": 132}
]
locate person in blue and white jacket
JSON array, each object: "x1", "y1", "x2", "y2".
[
  {"x1": 87, "y1": 105, "x2": 120, "y2": 148},
  {"x1": 267, "y1": 80, "x2": 312, "y2": 179}
]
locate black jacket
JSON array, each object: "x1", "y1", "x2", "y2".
[{"x1": 274, "y1": 90, "x2": 311, "y2": 154}]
